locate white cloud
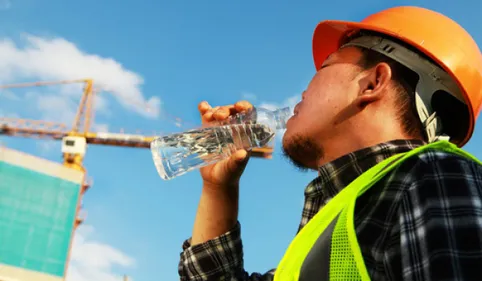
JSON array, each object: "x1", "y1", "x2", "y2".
[
  {"x1": 66, "y1": 225, "x2": 135, "y2": 281},
  {"x1": 36, "y1": 93, "x2": 78, "y2": 122},
  {"x1": 93, "y1": 123, "x2": 109, "y2": 133},
  {"x1": 0, "y1": 34, "x2": 160, "y2": 130},
  {"x1": 259, "y1": 94, "x2": 300, "y2": 112}
]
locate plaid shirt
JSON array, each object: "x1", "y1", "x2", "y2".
[{"x1": 178, "y1": 139, "x2": 482, "y2": 281}]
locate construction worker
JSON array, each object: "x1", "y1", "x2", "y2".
[{"x1": 178, "y1": 6, "x2": 482, "y2": 281}]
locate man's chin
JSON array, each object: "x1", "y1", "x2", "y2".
[
  {"x1": 281, "y1": 134, "x2": 322, "y2": 172},
  {"x1": 282, "y1": 149, "x2": 311, "y2": 172}
]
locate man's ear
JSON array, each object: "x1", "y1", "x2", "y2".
[{"x1": 355, "y1": 62, "x2": 392, "y2": 109}]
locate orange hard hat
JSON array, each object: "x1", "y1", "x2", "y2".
[{"x1": 312, "y1": 6, "x2": 482, "y2": 146}]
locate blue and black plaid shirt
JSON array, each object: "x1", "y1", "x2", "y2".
[{"x1": 178, "y1": 139, "x2": 482, "y2": 281}]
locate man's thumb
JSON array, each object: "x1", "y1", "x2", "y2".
[{"x1": 225, "y1": 149, "x2": 250, "y2": 176}]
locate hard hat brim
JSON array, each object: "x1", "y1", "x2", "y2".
[{"x1": 312, "y1": 19, "x2": 402, "y2": 70}]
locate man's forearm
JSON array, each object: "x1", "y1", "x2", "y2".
[{"x1": 191, "y1": 183, "x2": 240, "y2": 245}]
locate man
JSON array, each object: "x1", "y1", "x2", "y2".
[{"x1": 177, "y1": 6, "x2": 482, "y2": 281}]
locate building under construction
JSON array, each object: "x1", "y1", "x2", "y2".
[
  {"x1": 0, "y1": 146, "x2": 84, "y2": 281},
  {"x1": 0, "y1": 79, "x2": 273, "y2": 281}
]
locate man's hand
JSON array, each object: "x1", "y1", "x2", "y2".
[
  {"x1": 190, "y1": 100, "x2": 254, "y2": 245},
  {"x1": 197, "y1": 100, "x2": 254, "y2": 189}
]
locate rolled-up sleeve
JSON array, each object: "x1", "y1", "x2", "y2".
[{"x1": 178, "y1": 221, "x2": 275, "y2": 281}]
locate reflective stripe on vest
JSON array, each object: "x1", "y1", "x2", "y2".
[{"x1": 273, "y1": 140, "x2": 481, "y2": 281}]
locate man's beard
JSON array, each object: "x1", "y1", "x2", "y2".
[{"x1": 282, "y1": 134, "x2": 324, "y2": 171}]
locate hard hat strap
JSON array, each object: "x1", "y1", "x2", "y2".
[{"x1": 342, "y1": 34, "x2": 463, "y2": 143}]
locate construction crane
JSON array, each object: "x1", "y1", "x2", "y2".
[{"x1": 0, "y1": 79, "x2": 274, "y2": 226}]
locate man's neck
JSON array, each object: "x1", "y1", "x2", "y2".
[{"x1": 316, "y1": 130, "x2": 414, "y2": 168}]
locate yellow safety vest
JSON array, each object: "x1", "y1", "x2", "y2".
[{"x1": 274, "y1": 140, "x2": 481, "y2": 281}]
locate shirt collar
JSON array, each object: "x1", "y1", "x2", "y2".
[{"x1": 304, "y1": 139, "x2": 426, "y2": 198}]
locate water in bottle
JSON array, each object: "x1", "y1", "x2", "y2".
[{"x1": 150, "y1": 106, "x2": 293, "y2": 180}]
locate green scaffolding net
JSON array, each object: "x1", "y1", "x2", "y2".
[{"x1": 0, "y1": 160, "x2": 81, "y2": 277}]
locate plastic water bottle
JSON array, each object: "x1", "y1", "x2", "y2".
[{"x1": 150, "y1": 106, "x2": 293, "y2": 180}]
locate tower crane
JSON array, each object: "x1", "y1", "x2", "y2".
[{"x1": 0, "y1": 79, "x2": 274, "y2": 227}]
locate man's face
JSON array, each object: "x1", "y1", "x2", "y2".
[{"x1": 282, "y1": 46, "x2": 365, "y2": 170}]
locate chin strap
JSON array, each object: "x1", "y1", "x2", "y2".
[{"x1": 414, "y1": 92, "x2": 450, "y2": 143}]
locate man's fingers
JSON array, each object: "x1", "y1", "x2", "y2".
[
  {"x1": 200, "y1": 100, "x2": 253, "y2": 124},
  {"x1": 202, "y1": 111, "x2": 214, "y2": 123},
  {"x1": 198, "y1": 101, "x2": 212, "y2": 116},
  {"x1": 212, "y1": 102, "x2": 252, "y2": 121},
  {"x1": 213, "y1": 105, "x2": 236, "y2": 121},
  {"x1": 200, "y1": 102, "x2": 221, "y2": 124},
  {"x1": 234, "y1": 100, "x2": 253, "y2": 113}
]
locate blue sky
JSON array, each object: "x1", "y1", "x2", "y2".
[{"x1": 1, "y1": 0, "x2": 481, "y2": 280}]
